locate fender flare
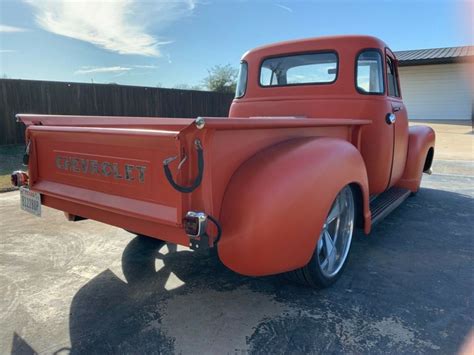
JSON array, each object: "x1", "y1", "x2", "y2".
[
  {"x1": 396, "y1": 125, "x2": 435, "y2": 192},
  {"x1": 217, "y1": 137, "x2": 370, "y2": 277}
]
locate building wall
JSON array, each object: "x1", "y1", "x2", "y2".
[{"x1": 398, "y1": 63, "x2": 473, "y2": 120}]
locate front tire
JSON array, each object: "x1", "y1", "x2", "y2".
[{"x1": 286, "y1": 185, "x2": 356, "y2": 288}]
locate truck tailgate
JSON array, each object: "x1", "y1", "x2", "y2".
[{"x1": 26, "y1": 125, "x2": 184, "y2": 226}]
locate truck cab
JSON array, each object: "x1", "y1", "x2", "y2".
[{"x1": 230, "y1": 35, "x2": 414, "y2": 195}]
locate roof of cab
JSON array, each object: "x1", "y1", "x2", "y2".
[{"x1": 242, "y1": 35, "x2": 388, "y2": 61}]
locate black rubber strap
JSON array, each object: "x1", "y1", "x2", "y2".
[
  {"x1": 207, "y1": 214, "x2": 222, "y2": 245},
  {"x1": 163, "y1": 141, "x2": 204, "y2": 193}
]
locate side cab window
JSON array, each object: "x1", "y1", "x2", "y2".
[
  {"x1": 235, "y1": 61, "x2": 248, "y2": 98},
  {"x1": 386, "y1": 51, "x2": 401, "y2": 97},
  {"x1": 356, "y1": 50, "x2": 384, "y2": 94}
]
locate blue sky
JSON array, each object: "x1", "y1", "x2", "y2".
[{"x1": 0, "y1": 0, "x2": 472, "y2": 88}]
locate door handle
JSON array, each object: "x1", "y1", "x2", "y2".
[
  {"x1": 392, "y1": 105, "x2": 402, "y2": 112},
  {"x1": 386, "y1": 113, "x2": 396, "y2": 124}
]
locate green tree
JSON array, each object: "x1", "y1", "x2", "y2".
[{"x1": 203, "y1": 64, "x2": 238, "y2": 94}]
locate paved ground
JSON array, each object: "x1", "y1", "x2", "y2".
[
  {"x1": 1, "y1": 122, "x2": 473, "y2": 354},
  {"x1": 409, "y1": 121, "x2": 472, "y2": 161},
  {"x1": 409, "y1": 121, "x2": 473, "y2": 177}
]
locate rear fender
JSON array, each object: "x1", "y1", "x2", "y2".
[
  {"x1": 217, "y1": 137, "x2": 370, "y2": 277},
  {"x1": 396, "y1": 126, "x2": 435, "y2": 192}
]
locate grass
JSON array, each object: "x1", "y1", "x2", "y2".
[
  {"x1": 0, "y1": 145, "x2": 25, "y2": 191},
  {"x1": 0, "y1": 175, "x2": 15, "y2": 191}
]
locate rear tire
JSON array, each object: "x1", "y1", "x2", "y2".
[{"x1": 285, "y1": 185, "x2": 356, "y2": 288}]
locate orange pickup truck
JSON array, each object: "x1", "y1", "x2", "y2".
[{"x1": 11, "y1": 35, "x2": 435, "y2": 288}]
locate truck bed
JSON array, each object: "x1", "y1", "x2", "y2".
[{"x1": 18, "y1": 114, "x2": 370, "y2": 246}]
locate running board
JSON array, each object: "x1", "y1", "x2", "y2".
[{"x1": 370, "y1": 187, "x2": 411, "y2": 226}]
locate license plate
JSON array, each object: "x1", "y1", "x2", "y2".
[{"x1": 20, "y1": 187, "x2": 42, "y2": 217}]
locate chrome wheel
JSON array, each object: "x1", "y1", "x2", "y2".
[{"x1": 317, "y1": 185, "x2": 355, "y2": 278}]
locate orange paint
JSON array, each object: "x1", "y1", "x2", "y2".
[{"x1": 16, "y1": 35, "x2": 435, "y2": 277}]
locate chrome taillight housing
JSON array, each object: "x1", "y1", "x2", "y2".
[{"x1": 183, "y1": 211, "x2": 208, "y2": 238}]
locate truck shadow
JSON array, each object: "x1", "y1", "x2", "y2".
[
  {"x1": 25, "y1": 186, "x2": 471, "y2": 354},
  {"x1": 66, "y1": 236, "x2": 278, "y2": 354}
]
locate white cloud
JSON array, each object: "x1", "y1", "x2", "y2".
[
  {"x1": 25, "y1": 0, "x2": 196, "y2": 57},
  {"x1": 74, "y1": 63, "x2": 159, "y2": 76},
  {"x1": 187, "y1": 0, "x2": 197, "y2": 10},
  {"x1": 133, "y1": 64, "x2": 158, "y2": 69},
  {"x1": 275, "y1": 4, "x2": 293, "y2": 13},
  {"x1": 0, "y1": 24, "x2": 28, "y2": 32},
  {"x1": 0, "y1": 49, "x2": 17, "y2": 53},
  {"x1": 74, "y1": 66, "x2": 132, "y2": 75}
]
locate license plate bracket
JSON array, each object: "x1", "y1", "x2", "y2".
[{"x1": 20, "y1": 187, "x2": 42, "y2": 217}]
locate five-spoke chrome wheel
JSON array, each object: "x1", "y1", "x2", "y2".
[
  {"x1": 317, "y1": 185, "x2": 355, "y2": 278},
  {"x1": 284, "y1": 184, "x2": 356, "y2": 288}
]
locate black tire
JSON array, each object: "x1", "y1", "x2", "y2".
[{"x1": 285, "y1": 185, "x2": 356, "y2": 288}]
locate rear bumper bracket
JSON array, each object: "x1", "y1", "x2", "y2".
[{"x1": 189, "y1": 234, "x2": 210, "y2": 251}]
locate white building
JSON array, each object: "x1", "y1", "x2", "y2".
[{"x1": 395, "y1": 46, "x2": 474, "y2": 121}]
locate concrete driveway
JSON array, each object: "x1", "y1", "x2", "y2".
[{"x1": 1, "y1": 125, "x2": 473, "y2": 354}]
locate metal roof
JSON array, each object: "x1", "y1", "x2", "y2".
[{"x1": 394, "y1": 46, "x2": 474, "y2": 66}]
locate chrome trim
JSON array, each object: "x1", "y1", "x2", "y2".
[
  {"x1": 185, "y1": 211, "x2": 208, "y2": 238},
  {"x1": 195, "y1": 117, "x2": 205, "y2": 129},
  {"x1": 317, "y1": 185, "x2": 355, "y2": 278},
  {"x1": 386, "y1": 113, "x2": 396, "y2": 124}
]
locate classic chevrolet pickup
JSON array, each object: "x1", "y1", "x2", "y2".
[{"x1": 11, "y1": 35, "x2": 435, "y2": 288}]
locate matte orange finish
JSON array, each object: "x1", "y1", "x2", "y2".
[
  {"x1": 15, "y1": 35, "x2": 435, "y2": 277},
  {"x1": 21, "y1": 115, "x2": 369, "y2": 255},
  {"x1": 231, "y1": 35, "x2": 407, "y2": 194},
  {"x1": 27, "y1": 125, "x2": 184, "y2": 225},
  {"x1": 218, "y1": 137, "x2": 370, "y2": 276},
  {"x1": 396, "y1": 126, "x2": 435, "y2": 192},
  {"x1": 385, "y1": 48, "x2": 409, "y2": 188}
]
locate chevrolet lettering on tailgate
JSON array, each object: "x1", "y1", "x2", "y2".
[{"x1": 55, "y1": 155, "x2": 147, "y2": 183}]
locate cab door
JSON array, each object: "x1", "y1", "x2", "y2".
[{"x1": 385, "y1": 49, "x2": 409, "y2": 187}]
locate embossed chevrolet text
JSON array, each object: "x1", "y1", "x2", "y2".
[{"x1": 55, "y1": 156, "x2": 147, "y2": 183}]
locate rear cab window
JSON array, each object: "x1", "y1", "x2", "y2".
[
  {"x1": 356, "y1": 50, "x2": 384, "y2": 94},
  {"x1": 260, "y1": 52, "x2": 338, "y2": 87}
]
